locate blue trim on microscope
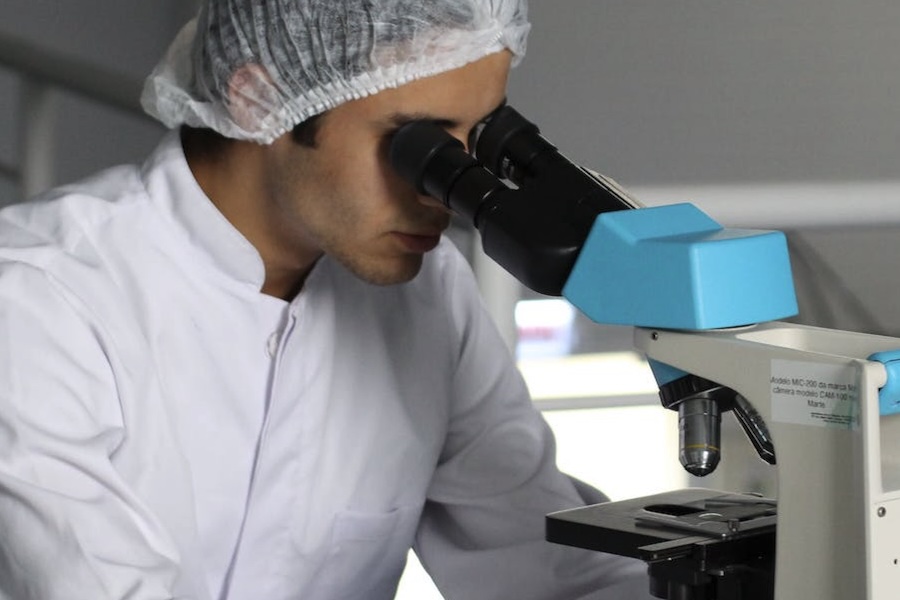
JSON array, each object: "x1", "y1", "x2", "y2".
[
  {"x1": 868, "y1": 350, "x2": 900, "y2": 416},
  {"x1": 648, "y1": 360, "x2": 687, "y2": 386},
  {"x1": 562, "y1": 203, "x2": 799, "y2": 330}
]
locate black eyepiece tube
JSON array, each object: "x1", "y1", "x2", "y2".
[
  {"x1": 470, "y1": 105, "x2": 555, "y2": 183},
  {"x1": 388, "y1": 120, "x2": 510, "y2": 227},
  {"x1": 387, "y1": 107, "x2": 638, "y2": 296},
  {"x1": 471, "y1": 105, "x2": 638, "y2": 216},
  {"x1": 388, "y1": 121, "x2": 464, "y2": 198}
]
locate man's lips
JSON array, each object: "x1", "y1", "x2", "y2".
[{"x1": 393, "y1": 232, "x2": 442, "y2": 253}]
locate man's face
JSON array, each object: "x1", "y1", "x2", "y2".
[{"x1": 262, "y1": 51, "x2": 513, "y2": 287}]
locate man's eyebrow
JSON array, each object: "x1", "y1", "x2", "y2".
[
  {"x1": 385, "y1": 112, "x2": 459, "y2": 130},
  {"x1": 384, "y1": 99, "x2": 508, "y2": 130}
]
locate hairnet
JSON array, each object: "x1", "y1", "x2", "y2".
[{"x1": 141, "y1": 0, "x2": 530, "y2": 144}]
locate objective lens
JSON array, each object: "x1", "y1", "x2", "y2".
[{"x1": 678, "y1": 397, "x2": 722, "y2": 477}]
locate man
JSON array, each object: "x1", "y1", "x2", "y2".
[{"x1": 0, "y1": 1, "x2": 652, "y2": 598}]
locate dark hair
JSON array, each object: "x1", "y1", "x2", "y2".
[{"x1": 291, "y1": 113, "x2": 324, "y2": 148}]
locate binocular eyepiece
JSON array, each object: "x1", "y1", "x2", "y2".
[{"x1": 388, "y1": 105, "x2": 638, "y2": 296}]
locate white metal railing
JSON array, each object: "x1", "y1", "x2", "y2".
[{"x1": 0, "y1": 31, "x2": 151, "y2": 199}]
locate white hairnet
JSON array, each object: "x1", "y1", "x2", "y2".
[{"x1": 141, "y1": 0, "x2": 530, "y2": 144}]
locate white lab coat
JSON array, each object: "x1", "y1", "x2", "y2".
[{"x1": 0, "y1": 132, "x2": 652, "y2": 599}]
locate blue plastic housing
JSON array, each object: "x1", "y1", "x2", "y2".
[{"x1": 562, "y1": 203, "x2": 799, "y2": 330}]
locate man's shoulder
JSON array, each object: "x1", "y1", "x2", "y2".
[
  {"x1": 0, "y1": 161, "x2": 166, "y2": 310},
  {"x1": 0, "y1": 163, "x2": 151, "y2": 250}
]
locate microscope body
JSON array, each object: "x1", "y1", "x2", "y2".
[{"x1": 388, "y1": 104, "x2": 900, "y2": 599}]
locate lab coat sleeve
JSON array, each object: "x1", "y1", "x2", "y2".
[
  {"x1": 0, "y1": 263, "x2": 196, "y2": 600},
  {"x1": 413, "y1": 252, "x2": 655, "y2": 600}
]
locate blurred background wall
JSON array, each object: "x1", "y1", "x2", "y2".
[{"x1": 513, "y1": 0, "x2": 900, "y2": 338}]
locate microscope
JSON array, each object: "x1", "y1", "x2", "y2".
[{"x1": 389, "y1": 105, "x2": 900, "y2": 599}]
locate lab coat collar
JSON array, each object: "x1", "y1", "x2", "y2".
[{"x1": 140, "y1": 130, "x2": 268, "y2": 292}]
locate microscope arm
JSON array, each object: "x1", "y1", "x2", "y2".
[{"x1": 634, "y1": 322, "x2": 900, "y2": 599}]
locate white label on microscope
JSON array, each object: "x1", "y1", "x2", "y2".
[{"x1": 770, "y1": 359, "x2": 859, "y2": 429}]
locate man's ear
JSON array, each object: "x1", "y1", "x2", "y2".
[{"x1": 226, "y1": 63, "x2": 278, "y2": 134}]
